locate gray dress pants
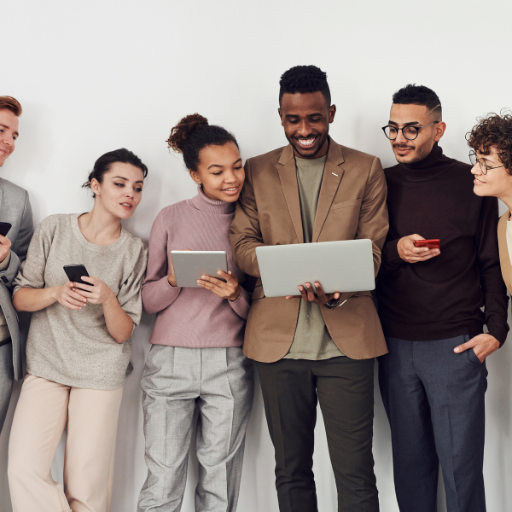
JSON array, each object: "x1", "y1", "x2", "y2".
[
  {"x1": 0, "y1": 340, "x2": 13, "y2": 434},
  {"x1": 379, "y1": 334, "x2": 487, "y2": 512},
  {"x1": 138, "y1": 345, "x2": 254, "y2": 512}
]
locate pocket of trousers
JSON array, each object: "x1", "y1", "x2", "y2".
[{"x1": 467, "y1": 347, "x2": 483, "y2": 365}]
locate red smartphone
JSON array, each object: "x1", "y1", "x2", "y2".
[{"x1": 414, "y1": 239, "x2": 440, "y2": 249}]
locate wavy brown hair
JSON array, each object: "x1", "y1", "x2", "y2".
[
  {"x1": 166, "y1": 113, "x2": 238, "y2": 171},
  {"x1": 466, "y1": 111, "x2": 512, "y2": 175},
  {"x1": 0, "y1": 96, "x2": 22, "y2": 116}
]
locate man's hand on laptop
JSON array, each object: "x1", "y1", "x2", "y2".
[
  {"x1": 286, "y1": 281, "x2": 340, "y2": 305},
  {"x1": 398, "y1": 234, "x2": 440, "y2": 263}
]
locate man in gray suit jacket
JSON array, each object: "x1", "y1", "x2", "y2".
[{"x1": 0, "y1": 96, "x2": 33, "y2": 434}]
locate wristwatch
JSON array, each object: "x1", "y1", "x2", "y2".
[{"x1": 323, "y1": 298, "x2": 341, "y2": 309}]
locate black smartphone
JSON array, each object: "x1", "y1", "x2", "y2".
[
  {"x1": 63, "y1": 264, "x2": 90, "y2": 285},
  {"x1": 0, "y1": 222, "x2": 12, "y2": 237}
]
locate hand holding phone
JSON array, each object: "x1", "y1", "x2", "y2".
[
  {"x1": 0, "y1": 222, "x2": 11, "y2": 237},
  {"x1": 413, "y1": 239, "x2": 441, "y2": 249},
  {"x1": 72, "y1": 275, "x2": 115, "y2": 305},
  {"x1": 63, "y1": 264, "x2": 90, "y2": 285},
  {"x1": 398, "y1": 235, "x2": 441, "y2": 264},
  {"x1": 62, "y1": 265, "x2": 114, "y2": 306},
  {"x1": 0, "y1": 222, "x2": 12, "y2": 264}
]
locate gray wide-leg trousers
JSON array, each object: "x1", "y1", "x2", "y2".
[{"x1": 138, "y1": 345, "x2": 254, "y2": 512}]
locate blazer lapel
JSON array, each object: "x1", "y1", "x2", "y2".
[
  {"x1": 498, "y1": 211, "x2": 512, "y2": 294},
  {"x1": 277, "y1": 145, "x2": 304, "y2": 244},
  {"x1": 312, "y1": 139, "x2": 345, "y2": 242}
]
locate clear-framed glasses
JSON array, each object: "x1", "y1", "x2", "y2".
[
  {"x1": 382, "y1": 121, "x2": 439, "y2": 141},
  {"x1": 469, "y1": 150, "x2": 504, "y2": 175}
]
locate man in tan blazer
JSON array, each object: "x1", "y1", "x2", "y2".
[{"x1": 230, "y1": 65, "x2": 388, "y2": 512}]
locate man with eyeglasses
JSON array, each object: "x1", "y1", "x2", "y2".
[{"x1": 375, "y1": 84, "x2": 508, "y2": 512}]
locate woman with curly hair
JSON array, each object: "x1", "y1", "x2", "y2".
[
  {"x1": 137, "y1": 114, "x2": 254, "y2": 512},
  {"x1": 468, "y1": 111, "x2": 512, "y2": 293}
]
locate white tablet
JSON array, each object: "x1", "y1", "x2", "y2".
[
  {"x1": 255, "y1": 240, "x2": 375, "y2": 297},
  {"x1": 171, "y1": 251, "x2": 228, "y2": 288}
]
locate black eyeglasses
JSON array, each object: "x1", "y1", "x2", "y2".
[
  {"x1": 382, "y1": 122, "x2": 439, "y2": 141},
  {"x1": 469, "y1": 150, "x2": 504, "y2": 175}
]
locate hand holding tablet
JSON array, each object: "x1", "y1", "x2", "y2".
[{"x1": 171, "y1": 250, "x2": 228, "y2": 288}]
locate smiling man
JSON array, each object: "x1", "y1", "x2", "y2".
[
  {"x1": 376, "y1": 85, "x2": 508, "y2": 512},
  {"x1": 0, "y1": 96, "x2": 33, "y2": 434},
  {"x1": 230, "y1": 65, "x2": 388, "y2": 512}
]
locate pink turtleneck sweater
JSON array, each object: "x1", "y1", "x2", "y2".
[{"x1": 142, "y1": 186, "x2": 251, "y2": 348}]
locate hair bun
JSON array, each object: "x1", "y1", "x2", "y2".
[{"x1": 167, "y1": 113, "x2": 209, "y2": 153}]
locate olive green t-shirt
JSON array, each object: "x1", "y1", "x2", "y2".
[{"x1": 284, "y1": 155, "x2": 344, "y2": 360}]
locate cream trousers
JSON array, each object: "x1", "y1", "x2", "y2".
[{"x1": 8, "y1": 374, "x2": 123, "y2": 512}]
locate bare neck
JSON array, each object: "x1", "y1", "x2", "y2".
[{"x1": 78, "y1": 202, "x2": 122, "y2": 246}]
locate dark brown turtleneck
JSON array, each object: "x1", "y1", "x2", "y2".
[{"x1": 376, "y1": 143, "x2": 509, "y2": 344}]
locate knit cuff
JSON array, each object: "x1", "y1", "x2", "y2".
[
  {"x1": 487, "y1": 322, "x2": 509, "y2": 347},
  {"x1": 228, "y1": 286, "x2": 251, "y2": 320},
  {"x1": 383, "y1": 239, "x2": 403, "y2": 267}
]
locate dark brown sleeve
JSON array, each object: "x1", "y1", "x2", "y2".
[{"x1": 477, "y1": 197, "x2": 509, "y2": 345}]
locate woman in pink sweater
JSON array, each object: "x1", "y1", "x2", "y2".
[{"x1": 138, "y1": 114, "x2": 254, "y2": 512}]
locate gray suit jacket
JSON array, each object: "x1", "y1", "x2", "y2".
[{"x1": 0, "y1": 177, "x2": 33, "y2": 380}]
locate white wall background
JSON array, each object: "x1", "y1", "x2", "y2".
[{"x1": 1, "y1": 1, "x2": 512, "y2": 510}]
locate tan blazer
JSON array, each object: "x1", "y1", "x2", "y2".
[
  {"x1": 230, "y1": 138, "x2": 389, "y2": 362},
  {"x1": 497, "y1": 211, "x2": 512, "y2": 294}
]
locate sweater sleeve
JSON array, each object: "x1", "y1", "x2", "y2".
[
  {"x1": 476, "y1": 197, "x2": 509, "y2": 345},
  {"x1": 379, "y1": 238, "x2": 405, "y2": 275},
  {"x1": 228, "y1": 285, "x2": 251, "y2": 319},
  {"x1": 13, "y1": 217, "x2": 53, "y2": 296},
  {"x1": 142, "y1": 210, "x2": 182, "y2": 315},
  {"x1": 117, "y1": 241, "x2": 148, "y2": 327}
]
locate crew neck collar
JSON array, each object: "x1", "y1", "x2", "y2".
[
  {"x1": 71, "y1": 213, "x2": 128, "y2": 252},
  {"x1": 189, "y1": 185, "x2": 236, "y2": 215},
  {"x1": 295, "y1": 154, "x2": 327, "y2": 168}
]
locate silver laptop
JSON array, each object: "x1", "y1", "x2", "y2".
[{"x1": 255, "y1": 240, "x2": 375, "y2": 297}]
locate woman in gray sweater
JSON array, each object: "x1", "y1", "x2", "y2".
[{"x1": 8, "y1": 148, "x2": 148, "y2": 512}]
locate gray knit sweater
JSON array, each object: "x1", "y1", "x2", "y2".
[{"x1": 13, "y1": 214, "x2": 147, "y2": 390}]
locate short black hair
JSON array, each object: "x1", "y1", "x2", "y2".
[
  {"x1": 279, "y1": 65, "x2": 331, "y2": 106},
  {"x1": 392, "y1": 84, "x2": 442, "y2": 120}
]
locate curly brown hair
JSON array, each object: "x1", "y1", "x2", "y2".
[
  {"x1": 0, "y1": 96, "x2": 22, "y2": 116},
  {"x1": 466, "y1": 111, "x2": 512, "y2": 175},
  {"x1": 166, "y1": 113, "x2": 238, "y2": 171},
  {"x1": 167, "y1": 113, "x2": 209, "y2": 153}
]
